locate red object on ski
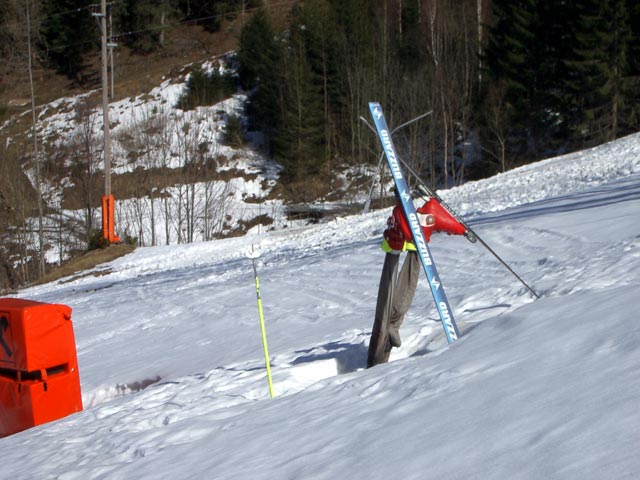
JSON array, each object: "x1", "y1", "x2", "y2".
[
  {"x1": 383, "y1": 198, "x2": 466, "y2": 250},
  {"x1": 418, "y1": 199, "x2": 467, "y2": 237},
  {"x1": 383, "y1": 201, "x2": 430, "y2": 250}
]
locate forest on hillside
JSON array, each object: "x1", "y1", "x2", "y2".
[
  {"x1": 1, "y1": 0, "x2": 640, "y2": 290},
  {"x1": 3, "y1": 0, "x2": 639, "y2": 181},
  {"x1": 235, "y1": 0, "x2": 640, "y2": 188}
]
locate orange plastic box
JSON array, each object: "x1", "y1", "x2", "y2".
[{"x1": 0, "y1": 298, "x2": 83, "y2": 437}]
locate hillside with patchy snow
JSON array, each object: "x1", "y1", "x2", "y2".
[
  {"x1": 0, "y1": 130, "x2": 638, "y2": 478},
  {"x1": 6, "y1": 51, "x2": 639, "y2": 271},
  {"x1": 2, "y1": 55, "x2": 380, "y2": 269}
]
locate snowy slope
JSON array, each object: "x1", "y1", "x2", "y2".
[
  {"x1": 11, "y1": 56, "x2": 289, "y2": 256},
  {"x1": 1, "y1": 133, "x2": 639, "y2": 479}
]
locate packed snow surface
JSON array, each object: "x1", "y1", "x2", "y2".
[{"x1": 2, "y1": 133, "x2": 640, "y2": 479}]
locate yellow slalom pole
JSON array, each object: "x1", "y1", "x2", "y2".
[{"x1": 251, "y1": 246, "x2": 274, "y2": 398}]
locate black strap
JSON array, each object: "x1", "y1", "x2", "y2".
[{"x1": 0, "y1": 316, "x2": 13, "y2": 358}]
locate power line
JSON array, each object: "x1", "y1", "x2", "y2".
[
  {"x1": 46, "y1": 1, "x2": 121, "y2": 20},
  {"x1": 1, "y1": 1, "x2": 121, "y2": 30},
  {"x1": 24, "y1": 0, "x2": 298, "y2": 57},
  {"x1": 111, "y1": 0, "x2": 298, "y2": 41}
]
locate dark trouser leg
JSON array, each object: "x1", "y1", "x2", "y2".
[
  {"x1": 367, "y1": 253, "x2": 399, "y2": 368},
  {"x1": 388, "y1": 251, "x2": 420, "y2": 345}
]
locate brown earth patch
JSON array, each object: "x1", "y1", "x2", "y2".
[{"x1": 32, "y1": 243, "x2": 136, "y2": 286}]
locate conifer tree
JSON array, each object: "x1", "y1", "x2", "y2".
[
  {"x1": 114, "y1": 0, "x2": 179, "y2": 53},
  {"x1": 628, "y1": 0, "x2": 640, "y2": 74},
  {"x1": 290, "y1": 1, "x2": 341, "y2": 165},
  {"x1": 40, "y1": 0, "x2": 96, "y2": 79},
  {"x1": 237, "y1": 8, "x2": 283, "y2": 152},
  {"x1": 398, "y1": 0, "x2": 423, "y2": 71},
  {"x1": 179, "y1": 0, "x2": 258, "y2": 32},
  {"x1": 563, "y1": 0, "x2": 630, "y2": 144},
  {"x1": 179, "y1": 0, "x2": 220, "y2": 31},
  {"x1": 273, "y1": 5, "x2": 328, "y2": 179},
  {"x1": 623, "y1": 0, "x2": 640, "y2": 131},
  {"x1": 0, "y1": 0, "x2": 20, "y2": 65},
  {"x1": 484, "y1": 0, "x2": 543, "y2": 157},
  {"x1": 329, "y1": 0, "x2": 379, "y2": 160},
  {"x1": 485, "y1": 0, "x2": 536, "y2": 104}
]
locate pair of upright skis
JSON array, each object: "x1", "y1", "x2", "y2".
[
  {"x1": 369, "y1": 102, "x2": 539, "y2": 344},
  {"x1": 368, "y1": 103, "x2": 461, "y2": 343}
]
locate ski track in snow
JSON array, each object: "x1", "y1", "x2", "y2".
[
  {"x1": 20, "y1": 175, "x2": 640, "y2": 413},
  {"x1": 1, "y1": 133, "x2": 639, "y2": 479}
]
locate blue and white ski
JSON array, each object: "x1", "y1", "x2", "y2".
[{"x1": 369, "y1": 102, "x2": 460, "y2": 343}]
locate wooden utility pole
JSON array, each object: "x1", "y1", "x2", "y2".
[
  {"x1": 100, "y1": 0, "x2": 111, "y2": 197},
  {"x1": 94, "y1": 0, "x2": 119, "y2": 242},
  {"x1": 108, "y1": 9, "x2": 116, "y2": 100},
  {"x1": 26, "y1": 0, "x2": 45, "y2": 277}
]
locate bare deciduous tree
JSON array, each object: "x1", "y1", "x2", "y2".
[
  {"x1": 0, "y1": 135, "x2": 39, "y2": 286},
  {"x1": 68, "y1": 100, "x2": 102, "y2": 240},
  {"x1": 483, "y1": 82, "x2": 512, "y2": 173}
]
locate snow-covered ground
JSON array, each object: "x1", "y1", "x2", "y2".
[{"x1": 1, "y1": 132, "x2": 639, "y2": 479}]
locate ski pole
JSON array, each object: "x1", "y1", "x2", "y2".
[
  {"x1": 414, "y1": 182, "x2": 541, "y2": 300},
  {"x1": 249, "y1": 246, "x2": 275, "y2": 398},
  {"x1": 363, "y1": 152, "x2": 385, "y2": 213},
  {"x1": 359, "y1": 115, "x2": 540, "y2": 299},
  {"x1": 470, "y1": 231, "x2": 541, "y2": 299}
]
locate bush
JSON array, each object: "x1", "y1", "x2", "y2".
[
  {"x1": 176, "y1": 64, "x2": 235, "y2": 111},
  {"x1": 223, "y1": 114, "x2": 244, "y2": 147},
  {"x1": 88, "y1": 231, "x2": 110, "y2": 250},
  {"x1": 123, "y1": 234, "x2": 138, "y2": 246}
]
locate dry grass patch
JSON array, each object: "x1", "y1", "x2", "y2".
[{"x1": 33, "y1": 243, "x2": 136, "y2": 286}]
